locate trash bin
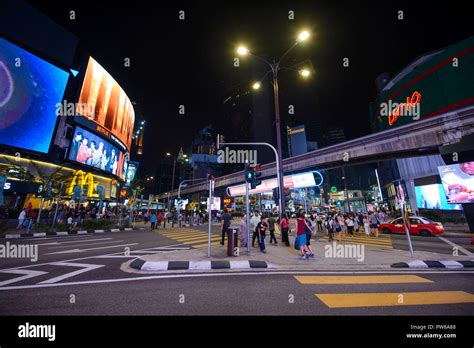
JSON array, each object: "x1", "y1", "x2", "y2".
[{"x1": 227, "y1": 227, "x2": 239, "y2": 257}]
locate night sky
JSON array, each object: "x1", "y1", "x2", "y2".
[{"x1": 27, "y1": 0, "x2": 473, "y2": 177}]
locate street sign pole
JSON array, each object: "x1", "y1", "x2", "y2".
[
  {"x1": 207, "y1": 176, "x2": 214, "y2": 258},
  {"x1": 245, "y1": 180, "x2": 250, "y2": 255},
  {"x1": 398, "y1": 181, "x2": 415, "y2": 258}
]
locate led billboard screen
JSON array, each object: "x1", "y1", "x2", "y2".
[
  {"x1": 125, "y1": 161, "x2": 139, "y2": 187},
  {"x1": 438, "y1": 162, "x2": 474, "y2": 204},
  {"x1": 69, "y1": 126, "x2": 126, "y2": 178},
  {"x1": 77, "y1": 57, "x2": 135, "y2": 151},
  {"x1": 0, "y1": 38, "x2": 69, "y2": 153},
  {"x1": 415, "y1": 184, "x2": 462, "y2": 210}
]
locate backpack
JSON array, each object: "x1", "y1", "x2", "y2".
[{"x1": 335, "y1": 222, "x2": 342, "y2": 232}]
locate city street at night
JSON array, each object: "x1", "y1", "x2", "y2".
[{"x1": 0, "y1": 0, "x2": 473, "y2": 345}]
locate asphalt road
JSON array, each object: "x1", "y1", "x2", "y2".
[
  {"x1": 0, "y1": 226, "x2": 473, "y2": 316},
  {"x1": 0, "y1": 270, "x2": 473, "y2": 315}
]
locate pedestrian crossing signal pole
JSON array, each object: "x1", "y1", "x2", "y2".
[
  {"x1": 397, "y1": 181, "x2": 415, "y2": 258},
  {"x1": 207, "y1": 173, "x2": 215, "y2": 258},
  {"x1": 244, "y1": 163, "x2": 251, "y2": 255}
]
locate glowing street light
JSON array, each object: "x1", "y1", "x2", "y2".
[
  {"x1": 252, "y1": 82, "x2": 261, "y2": 90},
  {"x1": 299, "y1": 69, "x2": 311, "y2": 77},
  {"x1": 297, "y1": 30, "x2": 310, "y2": 42},
  {"x1": 237, "y1": 46, "x2": 249, "y2": 56},
  {"x1": 166, "y1": 152, "x2": 171, "y2": 156}
]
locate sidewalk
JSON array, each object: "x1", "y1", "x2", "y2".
[{"x1": 122, "y1": 233, "x2": 474, "y2": 274}]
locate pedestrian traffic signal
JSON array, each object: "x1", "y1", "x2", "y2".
[
  {"x1": 244, "y1": 163, "x2": 252, "y2": 183},
  {"x1": 250, "y1": 164, "x2": 262, "y2": 189}
]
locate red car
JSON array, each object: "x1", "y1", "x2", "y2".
[{"x1": 378, "y1": 216, "x2": 444, "y2": 236}]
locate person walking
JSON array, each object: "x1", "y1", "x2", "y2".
[
  {"x1": 267, "y1": 214, "x2": 277, "y2": 245},
  {"x1": 296, "y1": 213, "x2": 312, "y2": 259},
  {"x1": 335, "y1": 217, "x2": 343, "y2": 242},
  {"x1": 250, "y1": 211, "x2": 260, "y2": 247},
  {"x1": 370, "y1": 213, "x2": 379, "y2": 237},
  {"x1": 316, "y1": 214, "x2": 323, "y2": 232},
  {"x1": 327, "y1": 216, "x2": 335, "y2": 242},
  {"x1": 280, "y1": 213, "x2": 291, "y2": 246},
  {"x1": 363, "y1": 214, "x2": 371, "y2": 236},
  {"x1": 150, "y1": 212, "x2": 157, "y2": 230},
  {"x1": 157, "y1": 211, "x2": 163, "y2": 228},
  {"x1": 220, "y1": 210, "x2": 232, "y2": 246},
  {"x1": 305, "y1": 214, "x2": 315, "y2": 258},
  {"x1": 346, "y1": 215, "x2": 355, "y2": 237},
  {"x1": 256, "y1": 216, "x2": 268, "y2": 253},
  {"x1": 17, "y1": 209, "x2": 26, "y2": 230}
]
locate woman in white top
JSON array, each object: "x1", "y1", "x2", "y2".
[{"x1": 363, "y1": 215, "x2": 371, "y2": 236}]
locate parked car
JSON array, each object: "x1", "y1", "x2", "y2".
[{"x1": 378, "y1": 216, "x2": 444, "y2": 236}]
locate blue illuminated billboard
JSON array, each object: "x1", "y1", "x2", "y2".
[
  {"x1": 415, "y1": 184, "x2": 462, "y2": 211},
  {"x1": 0, "y1": 38, "x2": 69, "y2": 153}
]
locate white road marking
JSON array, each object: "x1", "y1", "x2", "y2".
[
  {"x1": 0, "y1": 270, "x2": 473, "y2": 291},
  {"x1": 47, "y1": 240, "x2": 124, "y2": 249},
  {"x1": 437, "y1": 236, "x2": 473, "y2": 256},
  {"x1": 45, "y1": 243, "x2": 139, "y2": 255},
  {"x1": 34, "y1": 238, "x2": 114, "y2": 246},
  {"x1": 39, "y1": 262, "x2": 104, "y2": 284},
  {"x1": 0, "y1": 269, "x2": 48, "y2": 287}
]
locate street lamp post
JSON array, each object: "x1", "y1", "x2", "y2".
[
  {"x1": 166, "y1": 152, "x2": 177, "y2": 213},
  {"x1": 237, "y1": 30, "x2": 311, "y2": 219}
]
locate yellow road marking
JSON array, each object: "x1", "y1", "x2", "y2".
[
  {"x1": 295, "y1": 275, "x2": 432, "y2": 284},
  {"x1": 175, "y1": 236, "x2": 221, "y2": 243},
  {"x1": 160, "y1": 232, "x2": 203, "y2": 238},
  {"x1": 191, "y1": 242, "x2": 222, "y2": 248},
  {"x1": 316, "y1": 291, "x2": 474, "y2": 308},
  {"x1": 323, "y1": 237, "x2": 392, "y2": 245}
]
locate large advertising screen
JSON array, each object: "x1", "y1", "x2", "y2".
[
  {"x1": 77, "y1": 57, "x2": 135, "y2": 151},
  {"x1": 415, "y1": 184, "x2": 462, "y2": 210},
  {"x1": 125, "y1": 161, "x2": 139, "y2": 187},
  {"x1": 69, "y1": 126, "x2": 126, "y2": 178},
  {"x1": 438, "y1": 162, "x2": 474, "y2": 204},
  {"x1": 0, "y1": 38, "x2": 69, "y2": 153}
]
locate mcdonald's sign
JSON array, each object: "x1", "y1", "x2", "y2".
[{"x1": 67, "y1": 170, "x2": 95, "y2": 198}]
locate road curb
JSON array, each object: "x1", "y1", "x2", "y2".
[
  {"x1": 391, "y1": 260, "x2": 474, "y2": 269},
  {"x1": 1, "y1": 227, "x2": 142, "y2": 239},
  {"x1": 130, "y1": 258, "x2": 272, "y2": 271}
]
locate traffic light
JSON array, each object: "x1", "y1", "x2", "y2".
[
  {"x1": 272, "y1": 187, "x2": 279, "y2": 201},
  {"x1": 250, "y1": 164, "x2": 262, "y2": 189},
  {"x1": 244, "y1": 163, "x2": 253, "y2": 183}
]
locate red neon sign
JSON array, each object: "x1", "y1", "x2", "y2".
[{"x1": 387, "y1": 91, "x2": 422, "y2": 126}]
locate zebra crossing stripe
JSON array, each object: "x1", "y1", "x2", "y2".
[
  {"x1": 391, "y1": 260, "x2": 474, "y2": 268},
  {"x1": 130, "y1": 258, "x2": 271, "y2": 271}
]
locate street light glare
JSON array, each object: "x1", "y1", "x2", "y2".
[
  {"x1": 252, "y1": 82, "x2": 261, "y2": 90},
  {"x1": 166, "y1": 152, "x2": 171, "y2": 156},
  {"x1": 298, "y1": 30, "x2": 310, "y2": 42},
  {"x1": 299, "y1": 69, "x2": 310, "y2": 77},
  {"x1": 237, "y1": 46, "x2": 249, "y2": 56}
]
